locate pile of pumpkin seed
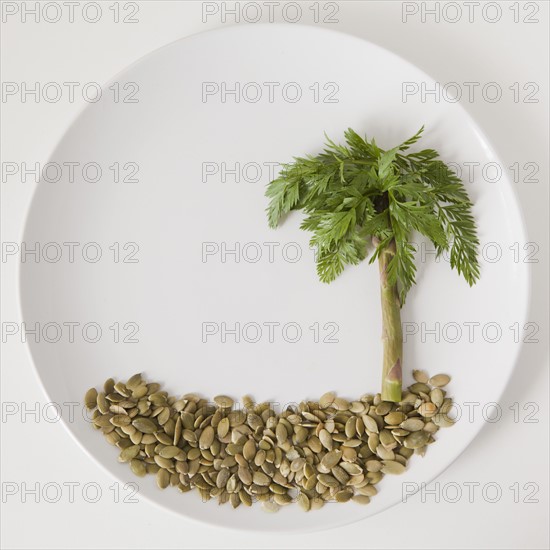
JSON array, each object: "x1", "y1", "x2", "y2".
[{"x1": 84, "y1": 371, "x2": 454, "y2": 512}]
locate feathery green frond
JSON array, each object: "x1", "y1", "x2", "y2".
[{"x1": 265, "y1": 127, "x2": 480, "y2": 302}]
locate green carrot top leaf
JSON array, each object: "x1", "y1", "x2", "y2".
[{"x1": 265, "y1": 127, "x2": 480, "y2": 304}]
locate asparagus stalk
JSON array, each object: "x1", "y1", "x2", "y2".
[{"x1": 377, "y1": 238, "x2": 403, "y2": 402}]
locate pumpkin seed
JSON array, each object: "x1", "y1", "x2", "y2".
[
  {"x1": 130, "y1": 459, "x2": 147, "y2": 477},
  {"x1": 111, "y1": 414, "x2": 131, "y2": 427},
  {"x1": 375, "y1": 402, "x2": 392, "y2": 416},
  {"x1": 319, "y1": 391, "x2": 335, "y2": 409},
  {"x1": 239, "y1": 490, "x2": 252, "y2": 506},
  {"x1": 87, "y1": 372, "x2": 454, "y2": 510},
  {"x1": 318, "y1": 474, "x2": 339, "y2": 487},
  {"x1": 126, "y1": 373, "x2": 142, "y2": 390},
  {"x1": 381, "y1": 460, "x2": 406, "y2": 475},
  {"x1": 345, "y1": 417, "x2": 357, "y2": 438},
  {"x1": 213, "y1": 395, "x2": 234, "y2": 409},
  {"x1": 404, "y1": 430, "x2": 430, "y2": 449},
  {"x1": 412, "y1": 369, "x2": 429, "y2": 383},
  {"x1": 385, "y1": 411, "x2": 407, "y2": 425},
  {"x1": 418, "y1": 402, "x2": 437, "y2": 418},
  {"x1": 319, "y1": 429, "x2": 333, "y2": 451},
  {"x1": 298, "y1": 492, "x2": 310, "y2": 511},
  {"x1": 216, "y1": 468, "x2": 230, "y2": 489},
  {"x1": 357, "y1": 485, "x2": 378, "y2": 497},
  {"x1": 362, "y1": 414, "x2": 379, "y2": 434},
  {"x1": 400, "y1": 418, "x2": 425, "y2": 432},
  {"x1": 335, "y1": 489, "x2": 353, "y2": 502},
  {"x1": 333, "y1": 397, "x2": 350, "y2": 411},
  {"x1": 321, "y1": 449, "x2": 342, "y2": 470},
  {"x1": 432, "y1": 413, "x2": 455, "y2": 428},
  {"x1": 157, "y1": 468, "x2": 170, "y2": 489},
  {"x1": 132, "y1": 417, "x2": 157, "y2": 434},
  {"x1": 274, "y1": 493, "x2": 292, "y2": 506},
  {"x1": 430, "y1": 388, "x2": 444, "y2": 407},
  {"x1": 119, "y1": 445, "x2": 140, "y2": 462},
  {"x1": 96, "y1": 392, "x2": 109, "y2": 414},
  {"x1": 429, "y1": 374, "x2": 451, "y2": 387},
  {"x1": 275, "y1": 423, "x2": 288, "y2": 444},
  {"x1": 199, "y1": 426, "x2": 215, "y2": 449},
  {"x1": 84, "y1": 388, "x2": 98, "y2": 409},
  {"x1": 159, "y1": 446, "x2": 181, "y2": 459},
  {"x1": 253, "y1": 471, "x2": 271, "y2": 486}
]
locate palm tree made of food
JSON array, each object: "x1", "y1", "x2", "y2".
[{"x1": 266, "y1": 127, "x2": 480, "y2": 402}]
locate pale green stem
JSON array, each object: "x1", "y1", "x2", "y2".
[{"x1": 376, "y1": 239, "x2": 403, "y2": 402}]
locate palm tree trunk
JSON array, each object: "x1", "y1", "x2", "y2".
[{"x1": 376, "y1": 239, "x2": 403, "y2": 402}]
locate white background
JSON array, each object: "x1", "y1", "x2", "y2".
[{"x1": 1, "y1": 1, "x2": 548, "y2": 548}]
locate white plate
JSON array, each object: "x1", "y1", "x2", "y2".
[{"x1": 20, "y1": 24, "x2": 529, "y2": 532}]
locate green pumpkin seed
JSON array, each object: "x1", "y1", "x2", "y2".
[
  {"x1": 345, "y1": 417, "x2": 357, "y2": 438},
  {"x1": 333, "y1": 397, "x2": 350, "y2": 411},
  {"x1": 217, "y1": 417, "x2": 230, "y2": 439},
  {"x1": 319, "y1": 429, "x2": 333, "y2": 451},
  {"x1": 239, "y1": 490, "x2": 252, "y2": 506},
  {"x1": 298, "y1": 492, "x2": 310, "y2": 511},
  {"x1": 418, "y1": 402, "x2": 437, "y2": 417},
  {"x1": 274, "y1": 493, "x2": 292, "y2": 506},
  {"x1": 381, "y1": 460, "x2": 406, "y2": 475},
  {"x1": 321, "y1": 449, "x2": 342, "y2": 470},
  {"x1": 404, "y1": 430, "x2": 430, "y2": 449},
  {"x1": 362, "y1": 414, "x2": 379, "y2": 434},
  {"x1": 159, "y1": 446, "x2": 181, "y2": 459},
  {"x1": 126, "y1": 373, "x2": 142, "y2": 390},
  {"x1": 157, "y1": 468, "x2": 170, "y2": 489},
  {"x1": 432, "y1": 413, "x2": 455, "y2": 428},
  {"x1": 318, "y1": 474, "x2": 339, "y2": 487},
  {"x1": 429, "y1": 374, "x2": 451, "y2": 387},
  {"x1": 262, "y1": 500, "x2": 280, "y2": 512},
  {"x1": 199, "y1": 426, "x2": 215, "y2": 449},
  {"x1": 385, "y1": 411, "x2": 407, "y2": 425},
  {"x1": 111, "y1": 414, "x2": 131, "y2": 427},
  {"x1": 400, "y1": 418, "x2": 425, "y2": 432},
  {"x1": 275, "y1": 423, "x2": 288, "y2": 444},
  {"x1": 335, "y1": 489, "x2": 353, "y2": 502},
  {"x1": 132, "y1": 417, "x2": 157, "y2": 434},
  {"x1": 430, "y1": 388, "x2": 444, "y2": 407},
  {"x1": 375, "y1": 402, "x2": 392, "y2": 416},
  {"x1": 96, "y1": 392, "x2": 108, "y2": 414},
  {"x1": 243, "y1": 439, "x2": 256, "y2": 461},
  {"x1": 119, "y1": 445, "x2": 140, "y2": 462},
  {"x1": 87, "y1": 373, "x2": 454, "y2": 510},
  {"x1": 319, "y1": 391, "x2": 335, "y2": 409},
  {"x1": 253, "y1": 471, "x2": 271, "y2": 486},
  {"x1": 412, "y1": 369, "x2": 429, "y2": 383},
  {"x1": 213, "y1": 395, "x2": 234, "y2": 408},
  {"x1": 130, "y1": 458, "x2": 147, "y2": 477},
  {"x1": 84, "y1": 387, "x2": 98, "y2": 409}
]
